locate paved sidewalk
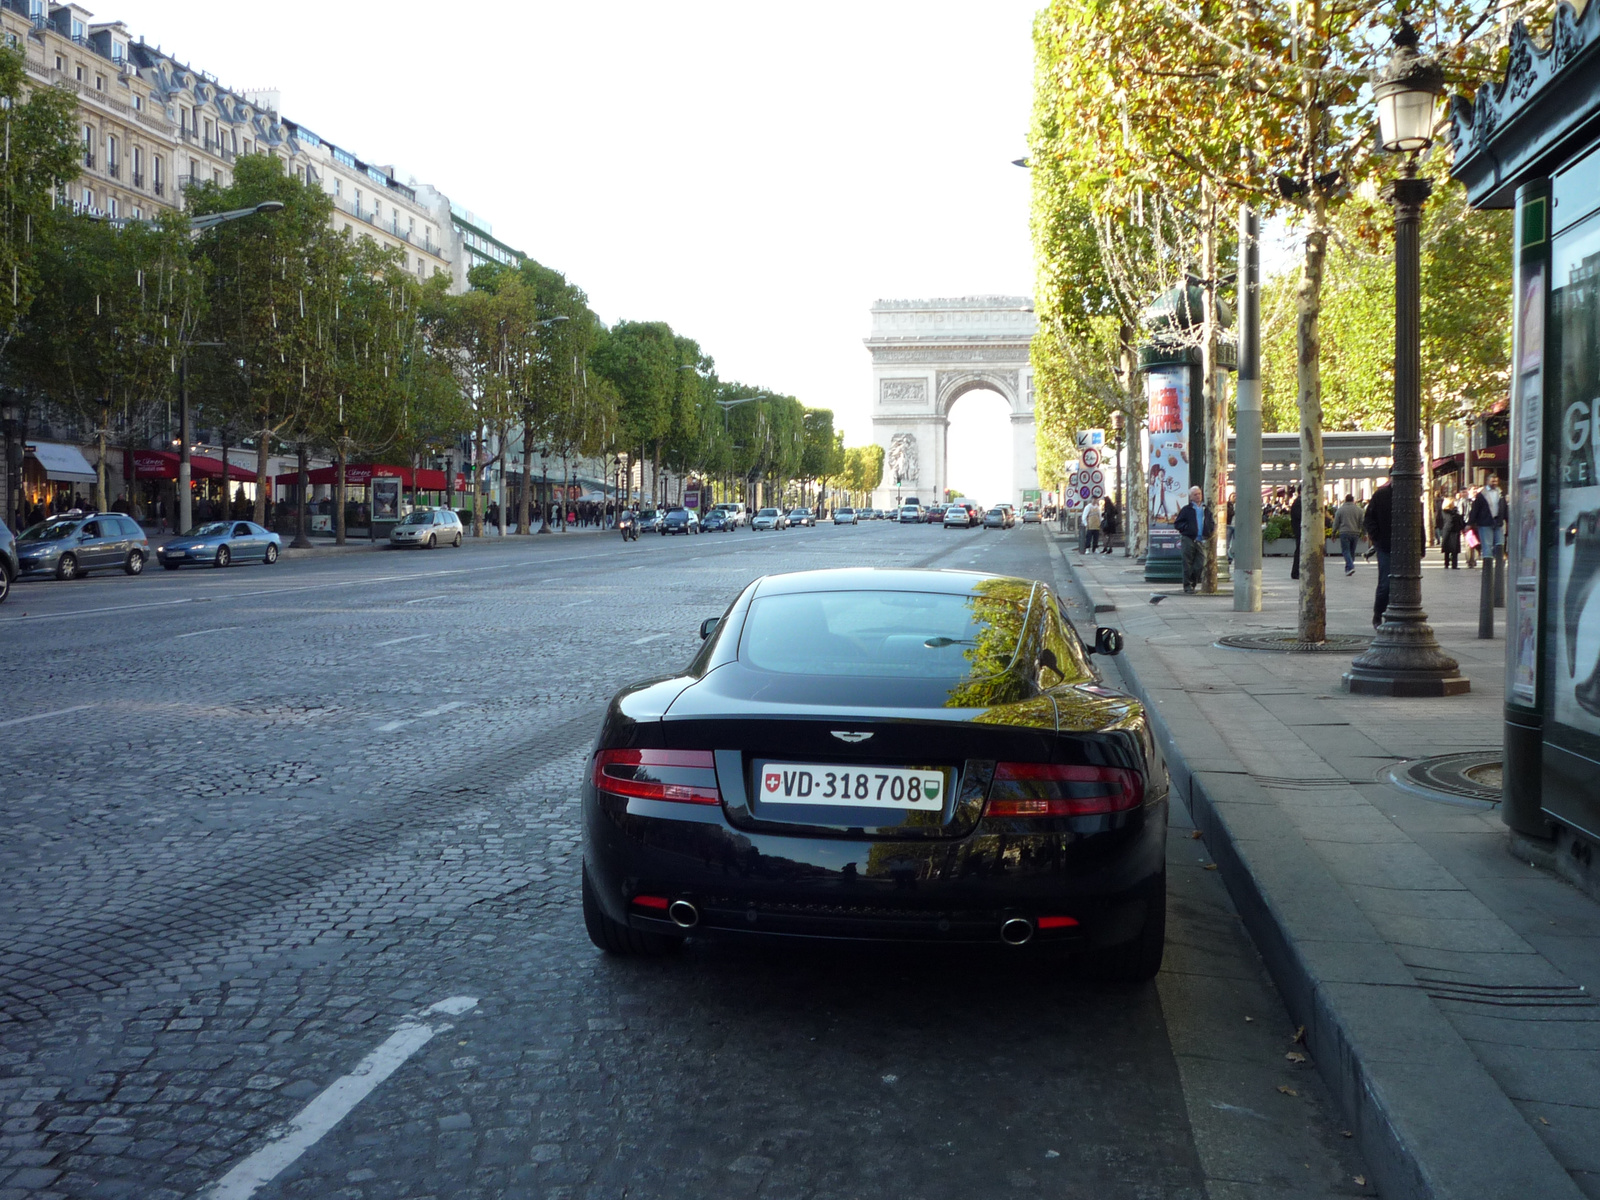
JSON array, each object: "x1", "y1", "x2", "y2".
[{"x1": 1051, "y1": 539, "x2": 1600, "y2": 1200}]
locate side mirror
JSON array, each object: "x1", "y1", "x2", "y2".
[
  {"x1": 699, "y1": 617, "x2": 721, "y2": 640},
  {"x1": 1093, "y1": 627, "x2": 1124, "y2": 656}
]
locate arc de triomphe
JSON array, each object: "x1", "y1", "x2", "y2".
[{"x1": 866, "y1": 296, "x2": 1038, "y2": 510}]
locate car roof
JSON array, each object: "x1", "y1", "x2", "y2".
[{"x1": 751, "y1": 567, "x2": 1032, "y2": 597}]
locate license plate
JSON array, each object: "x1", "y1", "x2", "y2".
[{"x1": 757, "y1": 763, "x2": 946, "y2": 811}]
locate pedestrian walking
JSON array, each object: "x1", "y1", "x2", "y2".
[
  {"x1": 1225, "y1": 492, "x2": 1237, "y2": 562},
  {"x1": 1289, "y1": 488, "x2": 1303, "y2": 580},
  {"x1": 1439, "y1": 498, "x2": 1464, "y2": 568},
  {"x1": 1468, "y1": 474, "x2": 1507, "y2": 563},
  {"x1": 1101, "y1": 498, "x2": 1117, "y2": 554},
  {"x1": 1364, "y1": 481, "x2": 1394, "y2": 628},
  {"x1": 1083, "y1": 501, "x2": 1101, "y2": 553},
  {"x1": 1333, "y1": 493, "x2": 1365, "y2": 576},
  {"x1": 1174, "y1": 485, "x2": 1215, "y2": 594}
]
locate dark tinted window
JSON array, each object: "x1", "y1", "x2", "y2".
[
  {"x1": 81, "y1": 521, "x2": 101, "y2": 537},
  {"x1": 234, "y1": 523, "x2": 252, "y2": 536}
]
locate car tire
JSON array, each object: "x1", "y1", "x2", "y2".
[
  {"x1": 264, "y1": 543, "x2": 279, "y2": 564},
  {"x1": 125, "y1": 550, "x2": 145, "y2": 575},
  {"x1": 582, "y1": 865, "x2": 683, "y2": 957},
  {"x1": 453, "y1": 533, "x2": 462, "y2": 547},
  {"x1": 0, "y1": 565, "x2": 9, "y2": 603},
  {"x1": 215, "y1": 545, "x2": 230, "y2": 569},
  {"x1": 55, "y1": 554, "x2": 78, "y2": 581},
  {"x1": 162, "y1": 561, "x2": 181, "y2": 570},
  {"x1": 1085, "y1": 876, "x2": 1167, "y2": 983},
  {"x1": 427, "y1": 534, "x2": 437, "y2": 550}
]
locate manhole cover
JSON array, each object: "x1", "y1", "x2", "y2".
[
  {"x1": 1216, "y1": 632, "x2": 1373, "y2": 653},
  {"x1": 1387, "y1": 752, "x2": 1501, "y2": 807}
]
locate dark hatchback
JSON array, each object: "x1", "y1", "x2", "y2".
[{"x1": 582, "y1": 567, "x2": 1167, "y2": 980}]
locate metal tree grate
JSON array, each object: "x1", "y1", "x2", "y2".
[
  {"x1": 1388, "y1": 752, "x2": 1502, "y2": 806},
  {"x1": 1216, "y1": 632, "x2": 1373, "y2": 653}
]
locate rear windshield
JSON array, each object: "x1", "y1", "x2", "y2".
[{"x1": 741, "y1": 586, "x2": 1032, "y2": 682}]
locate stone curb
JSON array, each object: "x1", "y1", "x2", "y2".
[{"x1": 1050, "y1": 543, "x2": 1583, "y2": 1200}]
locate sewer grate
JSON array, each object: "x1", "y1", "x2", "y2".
[
  {"x1": 1216, "y1": 631, "x2": 1373, "y2": 653},
  {"x1": 1386, "y1": 751, "x2": 1501, "y2": 807}
]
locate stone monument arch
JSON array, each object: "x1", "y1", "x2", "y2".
[{"x1": 865, "y1": 297, "x2": 1038, "y2": 509}]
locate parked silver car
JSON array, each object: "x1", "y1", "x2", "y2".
[
  {"x1": 16, "y1": 513, "x2": 149, "y2": 580},
  {"x1": 158, "y1": 520, "x2": 281, "y2": 569},
  {"x1": 389, "y1": 508, "x2": 464, "y2": 549},
  {"x1": 832, "y1": 507, "x2": 858, "y2": 525}
]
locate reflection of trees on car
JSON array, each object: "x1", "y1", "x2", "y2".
[{"x1": 945, "y1": 579, "x2": 1037, "y2": 709}]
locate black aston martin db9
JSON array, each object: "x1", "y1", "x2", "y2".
[{"x1": 581, "y1": 568, "x2": 1168, "y2": 980}]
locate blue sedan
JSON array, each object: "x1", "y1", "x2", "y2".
[{"x1": 157, "y1": 520, "x2": 282, "y2": 569}]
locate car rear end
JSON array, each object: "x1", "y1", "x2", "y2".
[{"x1": 583, "y1": 572, "x2": 1165, "y2": 960}]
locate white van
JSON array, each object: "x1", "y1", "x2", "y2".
[{"x1": 714, "y1": 502, "x2": 749, "y2": 528}]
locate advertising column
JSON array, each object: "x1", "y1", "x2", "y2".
[{"x1": 1144, "y1": 364, "x2": 1190, "y2": 582}]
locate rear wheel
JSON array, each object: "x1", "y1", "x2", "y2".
[
  {"x1": 453, "y1": 533, "x2": 462, "y2": 547},
  {"x1": 55, "y1": 554, "x2": 78, "y2": 581},
  {"x1": 264, "y1": 543, "x2": 279, "y2": 564},
  {"x1": 1084, "y1": 876, "x2": 1166, "y2": 983},
  {"x1": 0, "y1": 565, "x2": 9, "y2": 603},
  {"x1": 582, "y1": 866, "x2": 683, "y2": 957},
  {"x1": 215, "y1": 545, "x2": 230, "y2": 568},
  {"x1": 426, "y1": 534, "x2": 437, "y2": 550},
  {"x1": 124, "y1": 550, "x2": 145, "y2": 575}
]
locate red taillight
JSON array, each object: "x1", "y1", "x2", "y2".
[
  {"x1": 1037, "y1": 915, "x2": 1080, "y2": 930},
  {"x1": 593, "y1": 749, "x2": 721, "y2": 805},
  {"x1": 631, "y1": 895, "x2": 670, "y2": 910},
  {"x1": 986, "y1": 763, "x2": 1143, "y2": 817}
]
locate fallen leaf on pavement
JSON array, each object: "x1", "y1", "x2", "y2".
[
  {"x1": 1277, "y1": 1085, "x2": 1298, "y2": 1096},
  {"x1": 1244, "y1": 1016, "x2": 1254, "y2": 1022},
  {"x1": 1293, "y1": 1025, "x2": 1306, "y2": 1044},
  {"x1": 1539, "y1": 1116, "x2": 1550, "y2": 1126},
  {"x1": 1286, "y1": 1051, "x2": 1307, "y2": 1063},
  {"x1": 1204, "y1": 863, "x2": 1218, "y2": 870},
  {"x1": 1189, "y1": 830, "x2": 1203, "y2": 839},
  {"x1": 1342, "y1": 1130, "x2": 1353, "y2": 1138},
  {"x1": 1355, "y1": 1175, "x2": 1366, "y2": 1186}
]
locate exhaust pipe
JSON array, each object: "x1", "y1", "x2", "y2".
[
  {"x1": 1000, "y1": 917, "x2": 1034, "y2": 946},
  {"x1": 668, "y1": 900, "x2": 700, "y2": 929}
]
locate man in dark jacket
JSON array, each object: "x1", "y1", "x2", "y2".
[
  {"x1": 1364, "y1": 482, "x2": 1394, "y2": 629},
  {"x1": 1289, "y1": 488, "x2": 1303, "y2": 580},
  {"x1": 1173, "y1": 485, "x2": 1216, "y2": 594}
]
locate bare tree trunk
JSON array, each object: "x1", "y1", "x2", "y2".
[
  {"x1": 335, "y1": 443, "x2": 348, "y2": 546},
  {"x1": 1296, "y1": 220, "x2": 1329, "y2": 642},
  {"x1": 518, "y1": 434, "x2": 533, "y2": 535},
  {"x1": 1201, "y1": 189, "x2": 1221, "y2": 593},
  {"x1": 254, "y1": 427, "x2": 271, "y2": 526}
]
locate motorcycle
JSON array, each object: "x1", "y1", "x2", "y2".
[{"x1": 618, "y1": 513, "x2": 638, "y2": 542}]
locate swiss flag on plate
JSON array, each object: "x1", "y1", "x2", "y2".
[{"x1": 764, "y1": 773, "x2": 781, "y2": 792}]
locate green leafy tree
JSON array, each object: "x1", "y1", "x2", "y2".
[{"x1": 591, "y1": 320, "x2": 677, "y2": 506}]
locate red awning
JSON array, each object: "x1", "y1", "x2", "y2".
[
  {"x1": 126, "y1": 449, "x2": 255, "y2": 481},
  {"x1": 1431, "y1": 445, "x2": 1508, "y2": 473},
  {"x1": 272, "y1": 464, "x2": 447, "y2": 489}
]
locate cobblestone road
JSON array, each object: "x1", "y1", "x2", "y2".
[{"x1": 0, "y1": 524, "x2": 1369, "y2": 1199}]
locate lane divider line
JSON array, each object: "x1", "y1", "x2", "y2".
[
  {"x1": 175, "y1": 626, "x2": 241, "y2": 639},
  {"x1": 372, "y1": 634, "x2": 428, "y2": 647},
  {"x1": 0, "y1": 703, "x2": 95, "y2": 729},
  {"x1": 201, "y1": 995, "x2": 479, "y2": 1200},
  {"x1": 630, "y1": 632, "x2": 672, "y2": 645}
]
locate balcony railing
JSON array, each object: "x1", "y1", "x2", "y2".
[
  {"x1": 106, "y1": 162, "x2": 118, "y2": 179},
  {"x1": 82, "y1": 151, "x2": 93, "y2": 169},
  {"x1": 131, "y1": 171, "x2": 144, "y2": 189},
  {"x1": 152, "y1": 178, "x2": 163, "y2": 196},
  {"x1": 179, "y1": 126, "x2": 197, "y2": 144}
]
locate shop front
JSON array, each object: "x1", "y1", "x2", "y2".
[
  {"x1": 18, "y1": 442, "x2": 97, "y2": 522},
  {"x1": 270, "y1": 464, "x2": 451, "y2": 535},
  {"x1": 1453, "y1": 0, "x2": 1600, "y2": 871}
]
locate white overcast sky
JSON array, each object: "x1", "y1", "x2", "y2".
[{"x1": 109, "y1": 0, "x2": 1038, "y2": 493}]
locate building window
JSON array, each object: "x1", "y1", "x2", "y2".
[
  {"x1": 213, "y1": 169, "x2": 221, "y2": 184},
  {"x1": 334, "y1": 178, "x2": 341, "y2": 197},
  {"x1": 106, "y1": 134, "x2": 117, "y2": 176},
  {"x1": 81, "y1": 125, "x2": 93, "y2": 168},
  {"x1": 133, "y1": 94, "x2": 141, "y2": 111},
  {"x1": 75, "y1": 65, "x2": 83, "y2": 82},
  {"x1": 54, "y1": 55, "x2": 62, "y2": 71},
  {"x1": 95, "y1": 75, "x2": 104, "y2": 92},
  {"x1": 133, "y1": 207, "x2": 142, "y2": 219},
  {"x1": 108, "y1": 197, "x2": 117, "y2": 218},
  {"x1": 132, "y1": 146, "x2": 141, "y2": 185},
  {"x1": 82, "y1": 187, "x2": 92, "y2": 207},
  {"x1": 153, "y1": 156, "x2": 162, "y2": 192}
]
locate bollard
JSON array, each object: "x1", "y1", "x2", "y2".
[
  {"x1": 1492, "y1": 546, "x2": 1505, "y2": 608},
  {"x1": 1479, "y1": 550, "x2": 1496, "y2": 639}
]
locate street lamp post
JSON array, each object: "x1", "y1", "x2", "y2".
[
  {"x1": 176, "y1": 201, "x2": 284, "y2": 535},
  {"x1": 1343, "y1": 22, "x2": 1469, "y2": 697}
]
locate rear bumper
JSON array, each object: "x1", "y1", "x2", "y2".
[{"x1": 583, "y1": 788, "x2": 1166, "y2": 948}]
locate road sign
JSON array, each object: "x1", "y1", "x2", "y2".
[
  {"x1": 1076, "y1": 429, "x2": 1105, "y2": 449},
  {"x1": 1091, "y1": 484, "x2": 1104, "y2": 499},
  {"x1": 1089, "y1": 469, "x2": 1104, "y2": 486},
  {"x1": 1080, "y1": 447, "x2": 1100, "y2": 469}
]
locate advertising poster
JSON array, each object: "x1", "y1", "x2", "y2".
[
  {"x1": 1512, "y1": 588, "x2": 1538, "y2": 705},
  {"x1": 1146, "y1": 366, "x2": 1189, "y2": 524},
  {"x1": 371, "y1": 477, "x2": 401, "y2": 521},
  {"x1": 1553, "y1": 225, "x2": 1600, "y2": 734}
]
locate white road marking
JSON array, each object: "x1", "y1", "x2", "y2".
[
  {"x1": 201, "y1": 995, "x2": 478, "y2": 1200},
  {"x1": 630, "y1": 632, "x2": 672, "y2": 645},
  {"x1": 373, "y1": 634, "x2": 427, "y2": 647},
  {"x1": 377, "y1": 700, "x2": 467, "y2": 732},
  {"x1": 0, "y1": 703, "x2": 94, "y2": 729},
  {"x1": 176, "y1": 626, "x2": 241, "y2": 639},
  {"x1": 403, "y1": 595, "x2": 445, "y2": 605}
]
